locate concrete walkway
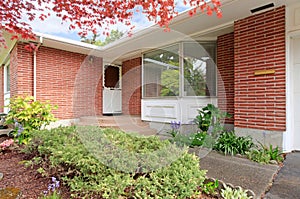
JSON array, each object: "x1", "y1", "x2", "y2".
[
  {"x1": 191, "y1": 150, "x2": 300, "y2": 199},
  {"x1": 264, "y1": 152, "x2": 300, "y2": 199},
  {"x1": 190, "y1": 149, "x2": 280, "y2": 199}
]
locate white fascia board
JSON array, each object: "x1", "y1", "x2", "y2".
[{"x1": 34, "y1": 32, "x2": 101, "y2": 50}]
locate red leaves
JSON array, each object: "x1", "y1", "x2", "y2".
[
  {"x1": 0, "y1": 0, "x2": 222, "y2": 46},
  {"x1": 24, "y1": 43, "x2": 38, "y2": 53},
  {"x1": 10, "y1": 35, "x2": 19, "y2": 40}
]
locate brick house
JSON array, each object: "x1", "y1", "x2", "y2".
[{"x1": 0, "y1": 0, "x2": 299, "y2": 151}]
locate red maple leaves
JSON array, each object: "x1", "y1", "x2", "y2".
[{"x1": 0, "y1": 0, "x2": 222, "y2": 46}]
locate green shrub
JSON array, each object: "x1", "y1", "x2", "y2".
[
  {"x1": 25, "y1": 126, "x2": 207, "y2": 198},
  {"x1": 194, "y1": 104, "x2": 231, "y2": 137},
  {"x1": 221, "y1": 185, "x2": 252, "y2": 199},
  {"x1": 213, "y1": 131, "x2": 254, "y2": 155},
  {"x1": 171, "y1": 133, "x2": 194, "y2": 147},
  {"x1": 246, "y1": 143, "x2": 283, "y2": 164},
  {"x1": 5, "y1": 96, "x2": 57, "y2": 144},
  {"x1": 202, "y1": 179, "x2": 219, "y2": 195},
  {"x1": 191, "y1": 132, "x2": 207, "y2": 146}
]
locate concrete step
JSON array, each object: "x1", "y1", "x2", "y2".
[{"x1": 78, "y1": 115, "x2": 156, "y2": 136}]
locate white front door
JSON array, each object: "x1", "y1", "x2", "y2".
[
  {"x1": 103, "y1": 65, "x2": 122, "y2": 114},
  {"x1": 292, "y1": 37, "x2": 300, "y2": 150}
]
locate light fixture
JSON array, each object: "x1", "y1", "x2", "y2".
[{"x1": 250, "y1": 3, "x2": 275, "y2": 14}]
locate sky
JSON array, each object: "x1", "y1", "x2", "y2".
[{"x1": 28, "y1": 1, "x2": 191, "y2": 42}]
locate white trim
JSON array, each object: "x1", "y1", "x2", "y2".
[
  {"x1": 285, "y1": 1, "x2": 300, "y2": 151},
  {"x1": 286, "y1": 31, "x2": 300, "y2": 152},
  {"x1": 285, "y1": 33, "x2": 293, "y2": 152},
  {"x1": 34, "y1": 32, "x2": 100, "y2": 50}
]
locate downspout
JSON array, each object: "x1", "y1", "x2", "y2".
[{"x1": 33, "y1": 36, "x2": 43, "y2": 101}]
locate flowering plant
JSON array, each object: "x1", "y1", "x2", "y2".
[
  {"x1": 0, "y1": 139, "x2": 14, "y2": 151},
  {"x1": 169, "y1": 121, "x2": 181, "y2": 137},
  {"x1": 42, "y1": 177, "x2": 61, "y2": 199}
]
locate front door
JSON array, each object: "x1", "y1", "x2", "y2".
[
  {"x1": 292, "y1": 36, "x2": 300, "y2": 150},
  {"x1": 103, "y1": 65, "x2": 122, "y2": 114}
]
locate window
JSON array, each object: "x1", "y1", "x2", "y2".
[
  {"x1": 4, "y1": 64, "x2": 10, "y2": 93},
  {"x1": 143, "y1": 41, "x2": 216, "y2": 98},
  {"x1": 183, "y1": 42, "x2": 216, "y2": 96},
  {"x1": 143, "y1": 44, "x2": 180, "y2": 97}
]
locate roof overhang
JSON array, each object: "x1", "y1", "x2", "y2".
[{"x1": 0, "y1": 32, "x2": 17, "y2": 65}]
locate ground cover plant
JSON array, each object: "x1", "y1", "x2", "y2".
[
  {"x1": 246, "y1": 143, "x2": 284, "y2": 164},
  {"x1": 213, "y1": 131, "x2": 254, "y2": 156},
  {"x1": 24, "y1": 126, "x2": 207, "y2": 198},
  {"x1": 221, "y1": 184, "x2": 252, "y2": 199}
]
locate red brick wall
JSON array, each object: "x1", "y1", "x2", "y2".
[
  {"x1": 0, "y1": 66, "x2": 4, "y2": 112},
  {"x1": 217, "y1": 32, "x2": 234, "y2": 124},
  {"x1": 234, "y1": 6, "x2": 286, "y2": 131},
  {"x1": 11, "y1": 43, "x2": 103, "y2": 119},
  {"x1": 122, "y1": 57, "x2": 142, "y2": 115},
  {"x1": 10, "y1": 43, "x2": 34, "y2": 97}
]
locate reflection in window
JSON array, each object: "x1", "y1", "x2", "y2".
[
  {"x1": 143, "y1": 45, "x2": 179, "y2": 97},
  {"x1": 183, "y1": 42, "x2": 216, "y2": 96},
  {"x1": 142, "y1": 41, "x2": 216, "y2": 98}
]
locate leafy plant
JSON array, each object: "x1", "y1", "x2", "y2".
[
  {"x1": 202, "y1": 179, "x2": 219, "y2": 195},
  {"x1": 194, "y1": 104, "x2": 231, "y2": 137},
  {"x1": 221, "y1": 185, "x2": 252, "y2": 199},
  {"x1": 5, "y1": 96, "x2": 57, "y2": 144},
  {"x1": 25, "y1": 126, "x2": 207, "y2": 198},
  {"x1": 246, "y1": 143, "x2": 283, "y2": 164},
  {"x1": 191, "y1": 132, "x2": 207, "y2": 146},
  {"x1": 171, "y1": 133, "x2": 194, "y2": 147},
  {"x1": 213, "y1": 131, "x2": 254, "y2": 156}
]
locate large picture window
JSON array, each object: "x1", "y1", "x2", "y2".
[
  {"x1": 143, "y1": 44, "x2": 179, "y2": 97},
  {"x1": 183, "y1": 42, "x2": 216, "y2": 96},
  {"x1": 143, "y1": 41, "x2": 216, "y2": 98}
]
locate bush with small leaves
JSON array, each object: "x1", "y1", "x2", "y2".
[
  {"x1": 25, "y1": 126, "x2": 207, "y2": 198},
  {"x1": 221, "y1": 185, "x2": 252, "y2": 199},
  {"x1": 5, "y1": 96, "x2": 57, "y2": 144}
]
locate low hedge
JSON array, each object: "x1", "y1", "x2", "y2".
[{"x1": 25, "y1": 126, "x2": 206, "y2": 198}]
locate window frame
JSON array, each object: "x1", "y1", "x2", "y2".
[{"x1": 142, "y1": 41, "x2": 217, "y2": 99}]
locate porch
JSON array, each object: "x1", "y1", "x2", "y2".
[{"x1": 77, "y1": 115, "x2": 159, "y2": 136}]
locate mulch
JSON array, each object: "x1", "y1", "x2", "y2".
[{"x1": 0, "y1": 135, "x2": 70, "y2": 199}]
